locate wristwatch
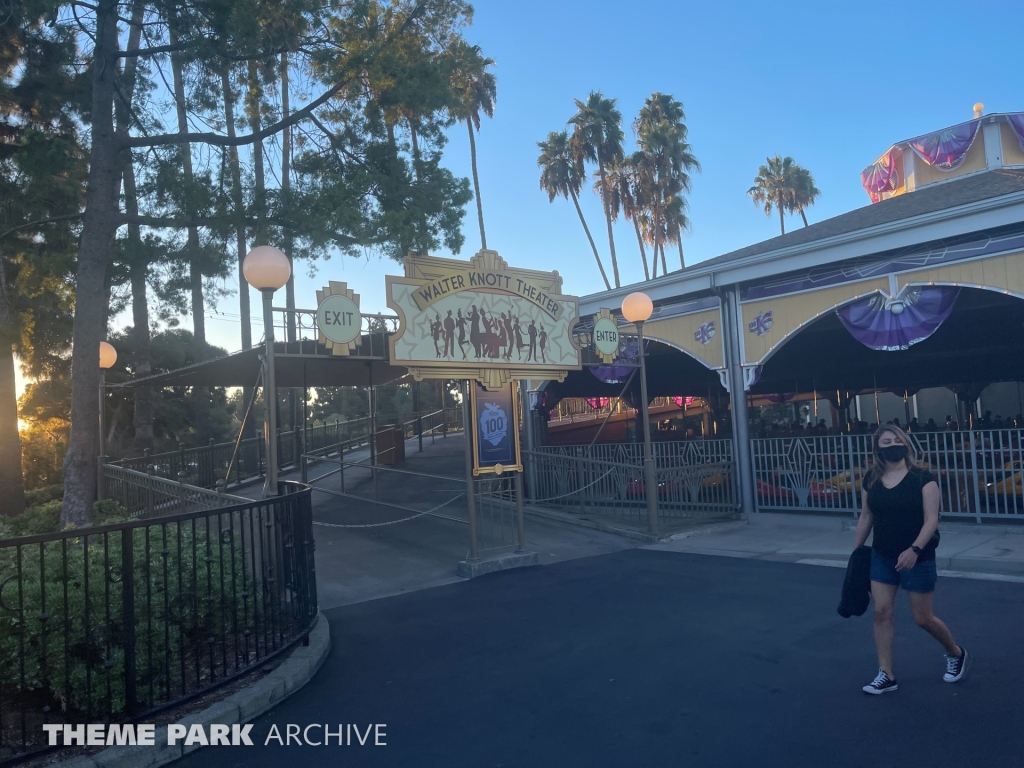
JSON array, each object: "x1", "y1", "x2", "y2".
[{"x1": 910, "y1": 545, "x2": 923, "y2": 555}]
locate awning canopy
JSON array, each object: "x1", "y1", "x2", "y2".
[{"x1": 117, "y1": 344, "x2": 409, "y2": 389}]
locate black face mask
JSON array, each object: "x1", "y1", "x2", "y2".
[{"x1": 878, "y1": 444, "x2": 908, "y2": 464}]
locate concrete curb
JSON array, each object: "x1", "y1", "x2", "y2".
[
  {"x1": 523, "y1": 504, "x2": 659, "y2": 542},
  {"x1": 54, "y1": 614, "x2": 331, "y2": 768},
  {"x1": 524, "y1": 503, "x2": 744, "y2": 544},
  {"x1": 457, "y1": 550, "x2": 540, "y2": 578}
]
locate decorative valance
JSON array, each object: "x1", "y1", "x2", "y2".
[
  {"x1": 836, "y1": 287, "x2": 959, "y2": 351},
  {"x1": 589, "y1": 338, "x2": 643, "y2": 384},
  {"x1": 907, "y1": 119, "x2": 980, "y2": 171},
  {"x1": 1008, "y1": 114, "x2": 1024, "y2": 153},
  {"x1": 860, "y1": 149, "x2": 901, "y2": 203}
]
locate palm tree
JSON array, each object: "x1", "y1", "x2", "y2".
[
  {"x1": 605, "y1": 158, "x2": 650, "y2": 280},
  {"x1": 569, "y1": 92, "x2": 624, "y2": 288},
  {"x1": 537, "y1": 131, "x2": 611, "y2": 290},
  {"x1": 662, "y1": 194, "x2": 690, "y2": 270},
  {"x1": 449, "y1": 42, "x2": 496, "y2": 250},
  {"x1": 634, "y1": 93, "x2": 700, "y2": 271},
  {"x1": 748, "y1": 155, "x2": 798, "y2": 236},
  {"x1": 789, "y1": 165, "x2": 820, "y2": 227}
]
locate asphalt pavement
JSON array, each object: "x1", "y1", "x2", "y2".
[{"x1": 175, "y1": 549, "x2": 1024, "y2": 768}]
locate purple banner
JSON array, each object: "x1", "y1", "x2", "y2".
[
  {"x1": 908, "y1": 120, "x2": 980, "y2": 171},
  {"x1": 589, "y1": 338, "x2": 642, "y2": 384},
  {"x1": 861, "y1": 150, "x2": 901, "y2": 203},
  {"x1": 836, "y1": 287, "x2": 959, "y2": 351},
  {"x1": 1009, "y1": 114, "x2": 1024, "y2": 153}
]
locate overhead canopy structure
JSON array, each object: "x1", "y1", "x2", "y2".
[{"x1": 117, "y1": 344, "x2": 409, "y2": 389}]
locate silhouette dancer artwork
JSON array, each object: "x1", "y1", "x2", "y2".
[
  {"x1": 431, "y1": 313, "x2": 442, "y2": 358},
  {"x1": 469, "y1": 305, "x2": 482, "y2": 358},
  {"x1": 502, "y1": 313, "x2": 515, "y2": 360},
  {"x1": 456, "y1": 309, "x2": 469, "y2": 359},
  {"x1": 443, "y1": 310, "x2": 456, "y2": 357},
  {"x1": 512, "y1": 316, "x2": 524, "y2": 360},
  {"x1": 538, "y1": 324, "x2": 548, "y2": 364},
  {"x1": 527, "y1": 320, "x2": 538, "y2": 362}
]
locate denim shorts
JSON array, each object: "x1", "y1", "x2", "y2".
[{"x1": 870, "y1": 549, "x2": 937, "y2": 593}]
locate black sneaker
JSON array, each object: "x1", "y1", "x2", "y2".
[
  {"x1": 944, "y1": 646, "x2": 968, "y2": 683},
  {"x1": 863, "y1": 669, "x2": 898, "y2": 694}
]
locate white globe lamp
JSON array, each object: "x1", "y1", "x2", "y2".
[
  {"x1": 243, "y1": 245, "x2": 291, "y2": 291},
  {"x1": 621, "y1": 292, "x2": 654, "y2": 324},
  {"x1": 99, "y1": 341, "x2": 118, "y2": 370}
]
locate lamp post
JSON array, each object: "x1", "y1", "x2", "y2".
[
  {"x1": 243, "y1": 246, "x2": 291, "y2": 497},
  {"x1": 621, "y1": 292, "x2": 658, "y2": 534},
  {"x1": 97, "y1": 341, "x2": 117, "y2": 501}
]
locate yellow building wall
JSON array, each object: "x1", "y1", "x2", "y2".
[
  {"x1": 1001, "y1": 123, "x2": 1024, "y2": 166},
  {"x1": 626, "y1": 309, "x2": 724, "y2": 369},
  {"x1": 897, "y1": 250, "x2": 1024, "y2": 297},
  {"x1": 741, "y1": 278, "x2": 890, "y2": 365},
  {"x1": 912, "y1": 130, "x2": 988, "y2": 187}
]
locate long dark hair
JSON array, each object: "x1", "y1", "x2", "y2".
[{"x1": 865, "y1": 424, "x2": 918, "y2": 490}]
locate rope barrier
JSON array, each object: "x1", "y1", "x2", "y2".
[{"x1": 312, "y1": 492, "x2": 466, "y2": 529}]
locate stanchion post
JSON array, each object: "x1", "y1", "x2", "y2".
[
  {"x1": 463, "y1": 381, "x2": 479, "y2": 560},
  {"x1": 514, "y1": 470, "x2": 526, "y2": 552}
]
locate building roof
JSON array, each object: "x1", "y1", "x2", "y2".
[
  {"x1": 699, "y1": 167, "x2": 1024, "y2": 270},
  {"x1": 580, "y1": 168, "x2": 1024, "y2": 314}
]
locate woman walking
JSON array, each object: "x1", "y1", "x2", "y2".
[{"x1": 852, "y1": 424, "x2": 968, "y2": 694}]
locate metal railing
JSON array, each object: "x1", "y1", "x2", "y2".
[
  {"x1": 751, "y1": 428, "x2": 1024, "y2": 519},
  {"x1": 0, "y1": 481, "x2": 317, "y2": 764},
  {"x1": 102, "y1": 464, "x2": 249, "y2": 518},
  {"x1": 525, "y1": 440, "x2": 737, "y2": 526},
  {"x1": 117, "y1": 410, "x2": 464, "y2": 492},
  {"x1": 549, "y1": 396, "x2": 695, "y2": 423}
]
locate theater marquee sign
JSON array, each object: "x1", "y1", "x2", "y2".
[{"x1": 386, "y1": 250, "x2": 581, "y2": 389}]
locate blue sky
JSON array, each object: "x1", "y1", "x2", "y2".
[{"x1": 146, "y1": 0, "x2": 1024, "y2": 360}]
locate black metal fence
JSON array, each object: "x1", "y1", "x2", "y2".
[
  {"x1": 0, "y1": 482, "x2": 317, "y2": 764},
  {"x1": 117, "y1": 410, "x2": 463, "y2": 492}
]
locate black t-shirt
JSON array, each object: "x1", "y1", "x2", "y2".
[{"x1": 867, "y1": 467, "x2": 938, "y2": 561}]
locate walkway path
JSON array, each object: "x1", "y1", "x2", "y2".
[{"x1": 174, "y1": 549, "x2": 1024, "y2": 767}]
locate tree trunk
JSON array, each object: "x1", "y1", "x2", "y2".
[
  {"x1": 170, "y1": 20, "x2": 210, "y2": 442},
  {"x1": 117, "y1": 1, "x2": 151, "y2": 454},
  {"x1": 222, "y1": 67, "x2": 255, "y2": 440},
  {"x1": 281, "y1": 53, "x2": 298, "y2": 432},
  {"x1": 408, "y1": 119, "x2": 428, "y2": 255},
  {"x1": 778, "y1": 204, "x2": 785, "y2": 236},
  {"x1": 222, "y1": 68, "x2": 251, "y2": 351},
  {"x1": 800, "y1": 208, "x2": 809, "y2": 227},
  {"x1": 281, "y1": 53, "x2": 296, "y2": 345},
  {"x1": 123, "y1": 166, "x2": 153, "y2": 453},
  {"x1": 246, "y1": 61, "x2": 266, "y2": 248},
  {"x1": 467, "y1": 121, "x2": 487, "y2": 250},
  {"x1": 63, "y1": 0, "x2": 121, "y2": 527},
  {"x1": 569, "y1": 189, "x2": 611, "y2": 291},
  {"x1": 660, "y1": 241, "x2": 668, "y2": 276},
  {"x1": 678, "y1": 238, "x2": 685, "y2": 270},
  {"x1": 0, "y1": 332, "x2": 25, "y2": 515},
  {"x1": 0, "y1": 245, "x2": 25, "y2": 515},
  {"x1": 597, "y1": 161, "x2": 619, "y2": 288},
  {"x1": 632, "y1": 219, "x2": 649, "y2": 280},
  {"x1": 652, "y1": 196, "x2": 662, "y2": 282}
]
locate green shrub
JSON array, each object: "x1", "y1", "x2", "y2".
[
  {"x1": 8, "y1": 500, "x2": 63, "y2": 537},
  {"x1": 0, "y1": 519, "x2": 260, "y2": 719},
  {"x1": 24, "y1": 484, "x2": 63, "y2": 507},
  {"x1": 92, "y1": 500, "x2": 128, "y2": 525}
]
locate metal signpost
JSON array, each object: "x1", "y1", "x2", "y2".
[{"x1": 386, "y1": 249, "x2": 581, "y2": 566}]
